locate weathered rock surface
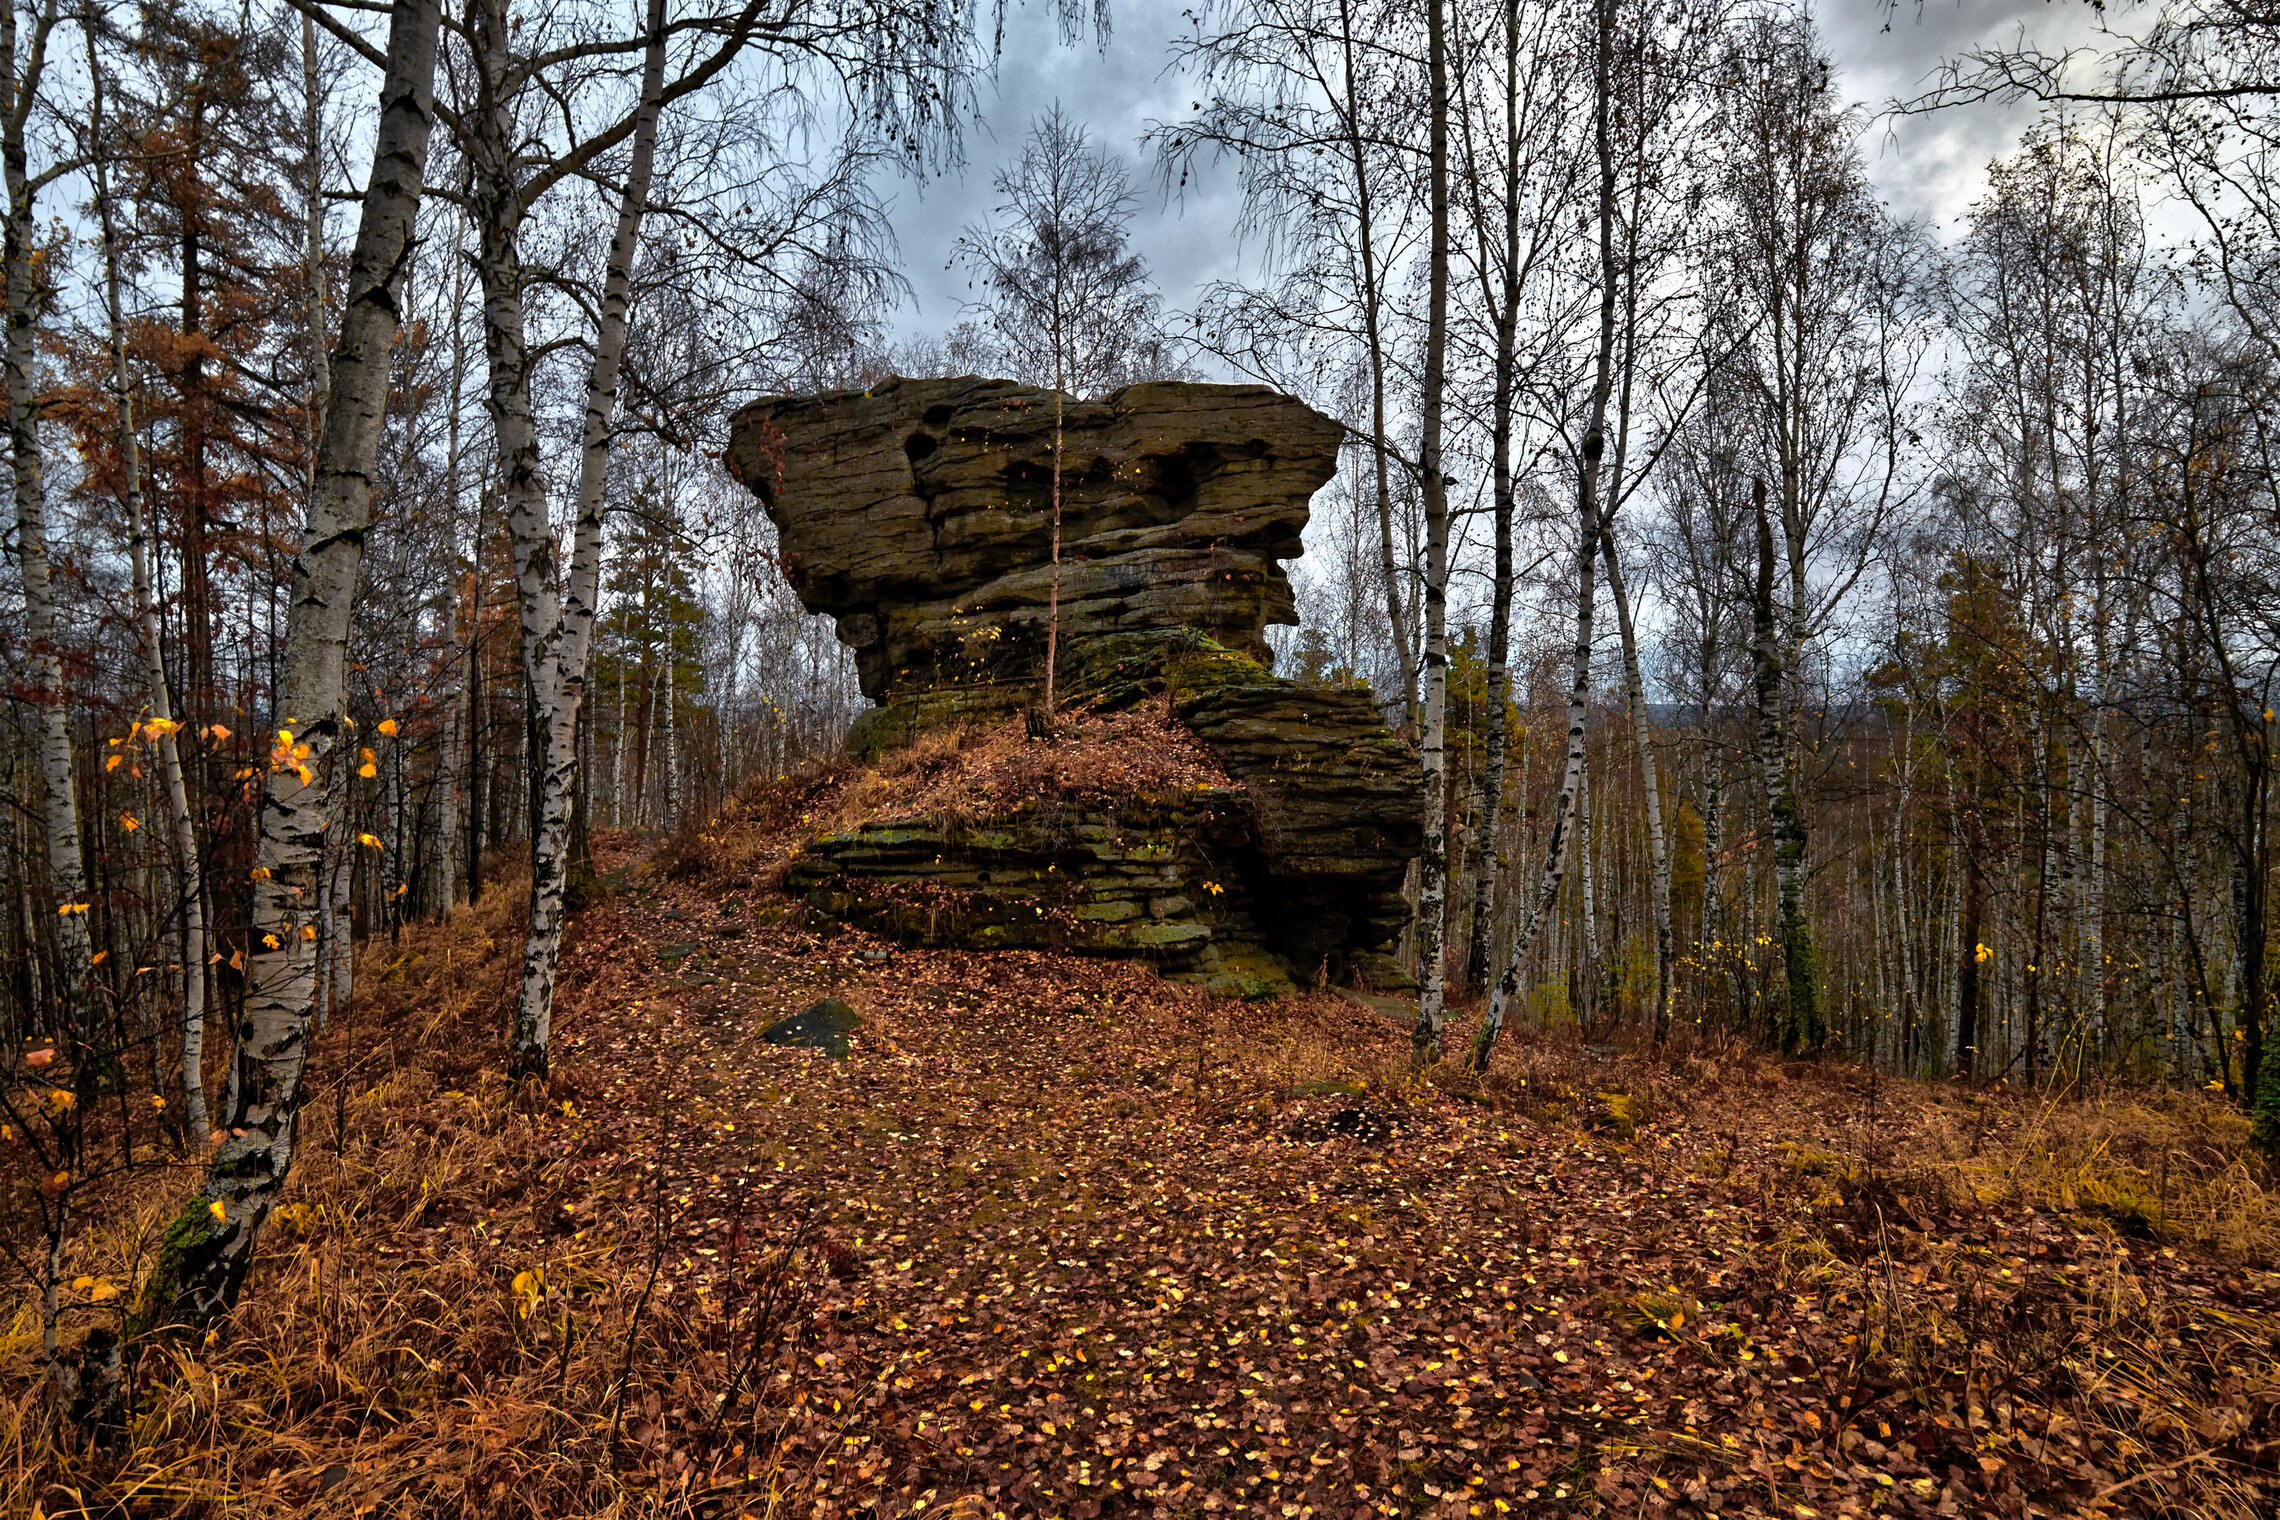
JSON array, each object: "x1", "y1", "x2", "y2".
[
  {"x1": 731, "y1": 376, "x2": 1419, "y2": 993},
  {"x1": 761, "y1": 997, "x2": 863, "y2": 1058},
  {"x1": 726, "y1": 376, "x2": 1343, "y2": 700},
  {"x1": 785, "y1": 781, "x2": 1298, "y2": 998},
  {"x1": 1068, "y1": 631, "x2": 1418, "y2": 989}
]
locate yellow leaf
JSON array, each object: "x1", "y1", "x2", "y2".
[
  {"x1": 59, "y1": 902, "x2": 88, "y2": 916},
  {"x1": 208, "y1": 1199, "x2": 227, "y2": 1224},
  {"x1": 357, "y1": 833, "x2": 383, "y2": 849},
  {"x1": 377, "y1": 718, "x2": 399, "y2": 736},
  {"x1": 105, "y1": 754, "x2": 123, "y2": 772},
  {"x1": 151, "y1": 1094, "x2": 166, "y2": 1110},
  {"x1": 359, "y1": 763, "x2": 377, "y2": 778},
  {"x1": 300, "y1": 924, "x2": 318, "y2": 940},
  {"x1": 71, "y1": 1275, "x2": 95, "y2": 1291},
  {"x1": 119, "y1": 813, "x2": 140, "y2": 833},
  {"x1": 144, "y1": 717, "x2": 181, "y2": 737},
  {"x1": 295, "y1": 765, "x2": 314, "y2": 785},
  {"x1": 251, "y1": 867, "x2": 271, "y2": 880},
  {"x1": 276, "y1": 729, "x2": 293, "y2": 745},
  {"x1": 87, "y1": 1279, "x2": 121, "y2": 1302},
  {"x1": 88, "y1": 950, "x2": 107, "y2": 966},
  {"x1": 262, "y1": 933, "x2": 281, "y2": 950},
  {"x1": 49, "y1": 1089, "x2": 76, "y2": 1111},
  {"x1": 229, "y1": 949, "x2": 245, "y2": 971}
]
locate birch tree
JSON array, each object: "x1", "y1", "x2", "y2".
[
  {"x1": 4, "y1": 0, "x2": 95, "y2": 1026},
  {"x1": 136, "y1": 0, "x2": 446, "y2": 1332},
  {"x1": 1471, "y1": 0, "x2": 1619, "y2": 1071},
  {"x1": 1450, "y1": 0, "x2": 1578, "y2": 994},
  {"x1": 955, "y1": 103, "x2": 1170, "y2": 721},
  {"x1": 1407, "y1": 0, "x2": 1454, "y2": 1061},
  {"x1": 462, "y1": 0, "x2": 682, "y2": 1082},
  {"x1": 449, "y1": 0, "x2": 1003, "y2": 1081},
  {"x1": 1707, "y1": 9, "x2": 1922, "y2": 1050},
  {"x1": 1159, "y1": 0, "x2": 1425, "y2": 720}
]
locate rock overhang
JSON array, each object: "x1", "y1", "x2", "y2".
[{"x1": 727, "y1": 375, "x2": 1342, "y2": 701}]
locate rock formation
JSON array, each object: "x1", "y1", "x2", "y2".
[
  {"x1": 729, "y1": 376, "x2": 1420, "y2": 994},
  {"x1": 727, "y1": 375, "x2": 1342, "y2": 698}
]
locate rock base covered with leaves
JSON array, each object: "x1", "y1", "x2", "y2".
[
  {"x1": 731, "y1": 376, "x2": 1419, "y2": 994},
  {"x1": 785, "y1": 777, "x2": 1298, "y2": 998},
  {"x1": 780, "y1": 633, "x2": 1419, "y2": 995}
]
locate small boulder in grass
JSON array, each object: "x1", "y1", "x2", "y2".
[{"x1": 762, "y1": 998, "x2": 862, "y2": 1058}]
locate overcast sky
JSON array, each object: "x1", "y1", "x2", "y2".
[{"x1": 879, "y1": 0, "x2": 2112, "y2": 349}]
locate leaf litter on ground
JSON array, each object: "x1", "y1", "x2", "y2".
[{"x1": 12, "y1": 782, "x2": 2278, "y2": 1519}]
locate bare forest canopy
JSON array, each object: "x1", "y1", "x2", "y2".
[{"x1": 2, "y1": 0, "x2": 2280, "y2": 1510}]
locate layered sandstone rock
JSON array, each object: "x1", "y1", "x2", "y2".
[
  {"x1": 729, "y1": 376, "x2": 1419, "y2": 993},
  {"x1": 725, "y1": 376, "x2": 1343, "y2": 700}
]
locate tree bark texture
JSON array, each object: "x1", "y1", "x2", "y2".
[
  {"x1": 488, "y1": 0, "x2": 668, "y2": 1081},
  {"x1": 1409, "y1": 0, "x2": 1453, "y2": 1063},
  {"x1": 1752, "y1": 477, "x2": 1817, "y2": 1051},
  {"x1": 135, "y1": 0, "x2": 444, "y2": 1334}
]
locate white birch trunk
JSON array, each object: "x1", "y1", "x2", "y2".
[
  {"x1": 661, "y1": 608, "x2": 680, "y2": 827},
  {"x1": 483, "y1": 0, "x2": 669, "y2": 1080},
  {"x1": 139, "y1": 0, "x2": 442, "y2": 1332},
  {"x1": 1599, "y1": 527, "x2": 1671, "y2": 1039},
  {"x1": 433, "y1": 237, "x2": 473, "y2": 921},
  {"x1": 1469, "y1": 0, "x2": 1618, "y2": 1071},
  {"x1": 1408, "y1": 0, "x2": 1453, "y2": 1062},
  {"x1": 1752, "y1": 478, "x2": 1815, "y2": 1050},
  {"x1": 4, "y1": 0, "x2": 94, "y2": 1007}
]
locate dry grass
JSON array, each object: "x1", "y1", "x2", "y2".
[
  {"x1": 809, "y1": 705, "x2": 1232, "y2": 839},
  {"x1": 1, "y1": 848, "x2": 837, "y2": 1519}
]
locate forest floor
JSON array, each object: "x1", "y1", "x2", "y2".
[{"x1": 8, "y1": 779, "x2": 2280, "y2": 1520}]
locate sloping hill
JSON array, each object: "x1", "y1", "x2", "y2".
[{"x1": 12, "y1": 795, "x2": 2277, "y2": 1518}]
